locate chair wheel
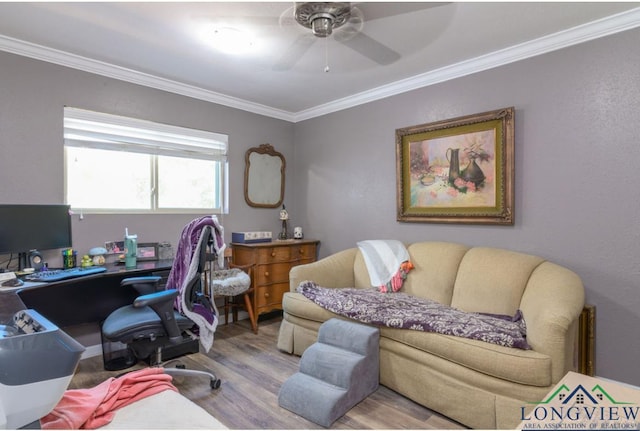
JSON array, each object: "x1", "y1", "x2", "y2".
[
  {"x1": 176, "y1": 364, "x2": 186, "y2": 369},
  {"x1": 210, "y1": 378, "x2": 221, "y2": 389}
]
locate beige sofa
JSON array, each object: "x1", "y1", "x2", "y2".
[{"x1": 277, "y1": 242, "x2": 585, "y2": 429}]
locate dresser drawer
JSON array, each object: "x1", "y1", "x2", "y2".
[
  {"x1": 294, "y1": 244, "x2": 317, "y2": 261},
  {"x1": 255, "y1": 283, "x2": 289, "y2": 309},
  {"x1": 251, "y1": 243, "x2": 317, "y2": 264},
  {"x1": 254, "y1": 262, "x2": 292, "y2": 285},
  {"x1": 254, "y1": 247, "x2": 293, "y2": 263}
]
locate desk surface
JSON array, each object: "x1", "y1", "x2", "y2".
[
  {"x1": 25, "y1": 259, "x2": 172, "y2": 287},
  {"x1": 1, "y1": 260, "x2": 173, "y2": 327}
]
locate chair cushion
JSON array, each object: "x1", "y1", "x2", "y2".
[
  {"x1": 102, "y1": 305, "x2": 193, "y2": 343},
  {"x1": 209, "y1": 269, "x2": 251, "y2": 296}
]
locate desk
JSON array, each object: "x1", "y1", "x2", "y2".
[{"x1": 11, "y1": 260, "x2": 173, "y2": 328}]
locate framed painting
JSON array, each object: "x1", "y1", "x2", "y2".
[{"x1": 396, "y1": 107, "x2": 514, "y2": 224}]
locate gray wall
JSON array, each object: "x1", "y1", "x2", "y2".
[
  {"x1": 0, "y1": 51, "x2": 294, "y2": 267},
  {"x1": 292, "y1": 28, "x2": 640, "y2": 385}
]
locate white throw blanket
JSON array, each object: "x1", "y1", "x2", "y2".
[{"x1": 357, "y1": 240, "x2": 409, "y2": 287}]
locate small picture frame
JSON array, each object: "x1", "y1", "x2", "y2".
[
  {"x1": 105, "y1": 240, "x2": 124, "y2": 254},
  {"x1": 136, "y1": 243, "x2": 159, "y2": 261}
]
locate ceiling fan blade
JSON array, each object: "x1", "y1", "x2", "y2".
[
  {"x1": 273, "y1": 34, "x2": 316, "y2": 71},
  {"x1": 336, "y1": 32, "x2": 400, "y2": 65},
  {"x1": 354, "y1": 2, "x2": 448, "y2": 21}
]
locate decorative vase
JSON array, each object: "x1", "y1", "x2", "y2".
[
  {"x1": 446, "y1": 148, "x2": 460, "y2": 185},
  {"x1": 279, "y1": 219, "x2": 289, "y2": 240},
  {"x1": 461, "y1": 157, "x2": 485, "y2": 186},
  {"x1": 278, "y1": 205, "x2": 289, "y2": 240}
]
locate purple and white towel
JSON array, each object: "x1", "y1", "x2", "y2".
[
  {"x1": 298, "y1": 281, "x2": 531, "y2": 349},
  {"x1": 167, "y1": 215, "x2": 224, "y2": 352}
]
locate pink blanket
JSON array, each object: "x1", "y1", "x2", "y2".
[{"x1": 40, "y1": 368, "x2": 178, "y2": 429}]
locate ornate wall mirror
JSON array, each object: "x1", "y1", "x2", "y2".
[{"x1": 244, "y1": 143, "x2": 286, "y2": 208}]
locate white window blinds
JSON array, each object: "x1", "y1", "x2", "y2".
[{"x1": 63, "y1": 107, "x2": 228, "y2": 161}]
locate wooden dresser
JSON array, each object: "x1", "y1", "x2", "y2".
[{"x1": 231, "y1": 239, "x2": 319, "y2": 322}]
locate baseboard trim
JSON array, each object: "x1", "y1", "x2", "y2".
[{"x1": 82, "y1": 343, "x2": 103, "y2": 359}]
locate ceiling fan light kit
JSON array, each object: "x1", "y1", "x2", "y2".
[
  {"x1": 210, "y1": 27, "x2": 255, "y2": 54},
  {"x1": 295, "y1": 2, "x2": 352, "y2": 38}
]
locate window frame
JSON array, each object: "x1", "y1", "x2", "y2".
[{"x1": 63, "y1": 107, "x2": 228, "y2": 215}]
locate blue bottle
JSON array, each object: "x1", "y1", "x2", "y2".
[{"x1": 124, "y1": 228, "x2": 137, "y2": 268}]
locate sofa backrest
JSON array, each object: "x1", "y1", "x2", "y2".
[
  {"x1": 353, "y1": 242, "x2": 547, "y2": 315},
  {"x1": 404, "y1": 242, "x2": 470, "y2": 304},
  {"x1": 450, "y1": 247, "x2": 546, "y2": 315},
  {"x1": 353, "y1": 252, "x2": 372, "y2": 289}
]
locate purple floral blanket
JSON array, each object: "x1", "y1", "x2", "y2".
[{"x1": 297, "y1": 281, "x2": 531, "y2": 349}]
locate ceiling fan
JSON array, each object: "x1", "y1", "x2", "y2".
[
  {"x1": 274, "y1": 2, "x2": 429, "y2": 71},
  {"x1": 293, "y1": 2, "x2": 355, "y2": 37}
]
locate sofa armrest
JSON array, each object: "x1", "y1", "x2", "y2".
[
  {"x1": 520, "y1": 261, "x2": 585, "y2": 383},
  {"x1": 289, "y1": 248, "x2": 358, "y2": 291}
]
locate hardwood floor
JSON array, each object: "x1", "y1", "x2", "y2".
[{"x1": 70, "y1": 317, "x2": 466, "y2": 429}]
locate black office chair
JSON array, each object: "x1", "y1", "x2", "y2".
[{"x1": 101, "y1": 225, "x2": 221, "y2": 389}]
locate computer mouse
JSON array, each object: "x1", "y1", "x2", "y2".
[{"x1": 1, "y1": 278, "x2": 24, "y2": 287}]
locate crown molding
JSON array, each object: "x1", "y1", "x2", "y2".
[
  {"x1": 1, "y1": 7, "x2": 639, "y2": 124},
  {"x1": 0, "y1": 34, "x2": 296, "y2": 122},
  {"x1": 294, "y1": 7, "x2": 640, "y2": 122}
]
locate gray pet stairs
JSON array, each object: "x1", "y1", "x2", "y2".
[{"x1": 278, "y1": 318, "x2": 380, "y2": 427}]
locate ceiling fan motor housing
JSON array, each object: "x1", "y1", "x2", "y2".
[{"x1": 295, "y1": 2, "x2": 352, "y2": 37}]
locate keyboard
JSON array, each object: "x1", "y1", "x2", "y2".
[{"x1": 25, "y1": 266, "x2": 107, "y2": 282}]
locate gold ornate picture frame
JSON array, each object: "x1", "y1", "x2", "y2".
[
  {"x1": 396, "y1": 107, "x2": 514, "y2": 224},
  {"x1": 578, "y1": 304, "x2": 596, "y2": 376},
  {"x1": 244, "y1": 143, "x2": 286, "y2": 208}
]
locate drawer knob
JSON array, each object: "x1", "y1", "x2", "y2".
[
  {"x1": 271, "y1": 252, "x2": 276, "y2": 257},
  {"x1": 264, "y1": 271, "x2": 270, "y2": 277},
  {"x1": 264, "y1": 292, "x2": 270, "y2": 298}
]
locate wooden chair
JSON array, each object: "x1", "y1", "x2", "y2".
[{"x1": 206, "y1": 248, "x2": 258, "y2": 333}]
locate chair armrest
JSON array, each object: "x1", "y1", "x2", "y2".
[
  {"x1": 121, "y1": 276, "x2": 162, "y2": 295},
  {"x1": 133, "y1": 289, "x2": 178, "y2": 308},
  {"x1": 132, "y1": 288, "x2": 183, "y2": 343}
]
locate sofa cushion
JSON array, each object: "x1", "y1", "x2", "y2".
[
  {"x1": 380, "y1": 326, "x2": 552, "y2": 387},
  {"x1": 451, "y1": 247, "x2": 545, "y2": 315},
  {"x1": 297, "y1": 282, "x2": 531, "y2": 349},
  {"x1": 404, "y1": 242, "x2": 470, "y2": 304},
  {"x1": 282, "y1": 292, "x2": 552, "y2": 387},
  {"x1": 282, "y1": 292, "x2": 342, "y2": 322},
  {"x1": 355, "y1": 242, "x2": 469, "y2": 303},
  {"x1": 353, "y1": 253, "x2": 373, "y2": 288}
]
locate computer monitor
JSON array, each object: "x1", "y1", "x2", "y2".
[{"x1": 0, "y1": 204, "x2": 72, "y2": 269}]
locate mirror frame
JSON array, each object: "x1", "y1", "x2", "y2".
[{"x1": 244, "y1": 143, "x2": 286, "y2": 208}]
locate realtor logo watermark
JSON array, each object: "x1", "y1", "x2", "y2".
[{"x1": 520, "y1": 382, "x2": 639, "y2": 429}]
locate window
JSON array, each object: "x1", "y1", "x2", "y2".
[{"x1": 64, "y1": 107, "x2": 228, "y2": 213}]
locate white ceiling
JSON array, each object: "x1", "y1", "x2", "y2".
[{"x1": 1, "y1": 2, "x2": 639, "y2": 122}]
